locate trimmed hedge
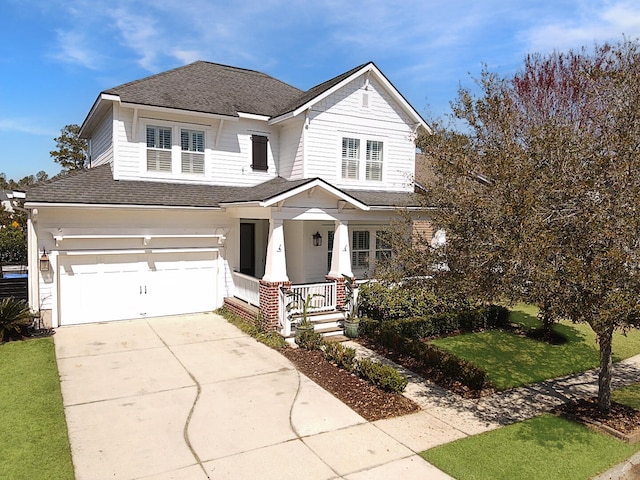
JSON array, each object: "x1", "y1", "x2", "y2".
[
  {"x1": 357, "y1": 358, "x2": 409, "y2": 393},
  {"x1": 359, "y1": 304, "x2": 508, "y2": 392}
]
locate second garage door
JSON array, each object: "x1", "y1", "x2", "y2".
[{"x1": 58, "y1": 250, "x2": 218, "y2": 325}]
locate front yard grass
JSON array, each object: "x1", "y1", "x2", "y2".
[
  {"x1": 0, "y1": 338, "x2": 74, "y2": 479},
  {"x1": 429, "y1": 304, "x2": 640, "y2": 390},
  {"x1": 422, "y1": 414, "x2": 640, "y2": 480},
  {"x1": 613, "y1": 382, "x2": 640, "y2": 410}
]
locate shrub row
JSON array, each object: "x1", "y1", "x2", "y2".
[
  {"x1": 359, "y1": 305, "x2": 508, "y2": 392},
  {"x1": 296, "y1": 331, "x2": 408, "y2": 393},
  {"x1": 360, "y1": 304, "x2": 509, "y2": 340},
  {"x1": 378, "y1": 333, "x2": 487, "y2": 391},
  {"x1": 358, "y1": 281, "x2": 472, "y2": 321}
]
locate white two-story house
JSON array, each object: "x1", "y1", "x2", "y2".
[{"x1": 25, "y1": 61, "x2": 429, "y2": 337}]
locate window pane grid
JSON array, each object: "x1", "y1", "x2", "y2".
[
  {"x1": 342, "y1": 137, "x2": 360, "y2": 180},
  {"x1": 366, "y1": 140, "x2": 383, "y2": 181},
  {"x1": 351, "y1": 231, "x2": 370, "y2": 269}
]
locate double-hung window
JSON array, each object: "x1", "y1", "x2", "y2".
[
  {"x1": 146, "y1": 125, "x2": 172, "y2": 172},
  {"x1": 342, "y1": 137, "x2": 360, "y2": 180},
  {"x1": 352, "y1": 230, "x2": 370, "y2": 270},
  {"x1": 366, "y1": 140, "x2": 383, "y2": 181},
  {"x1": 181, "y1": 129, "x2": 205, "y2": 174},
  {"x1": 341, "y1": 137, "x2": 383, "y2": 181}
]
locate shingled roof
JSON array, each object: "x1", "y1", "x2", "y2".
[
  {"x1": 104, "y1": 61, "x2": 304, "y2": 118},
  {"x1": 26, "y1": 165, "x2": 419, "y2": 209}
]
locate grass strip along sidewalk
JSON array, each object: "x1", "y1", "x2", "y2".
[
  {"x1": 0, "y1": 338, "x2": 74, "y2": 479},
  {"x1": 422, "y1": 414, "x2": 640, "y2": 480}
]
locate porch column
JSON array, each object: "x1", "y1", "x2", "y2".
[
  {"x1": 262, "y1": 218, "x2": 288, "y2": 283},
  {"x1": 326, "y1": 220, "x2": 352, "y2": 311},
  {"x1": 328, "y1": 220, "x2": 352, "y2": 278},
  {"x1": 260, "y1": 218, "x2": 289, "y2": 331}
]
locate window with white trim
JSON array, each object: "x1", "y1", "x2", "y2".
[
  {"x1": 327, "y1": 230, "x2": 334, "y2": 272},
  {"x1": 146, "y1": 125, "x2": 172, "y2": 172},
  {"x1": 341, "y1": 136, "x2": 383, "y2": 181},
  {"x1": 352, "y1": 230, "x2": 370, "y2": 270},
  {"x1": 181, "y1": 129, "x2": 205, "y2": 174},
  {"x1": 342, "y1": 137, "x2": 360, "y2": 179},
  {"x1": 366, "y1": 140, "x2": 383, "y2": 181}
]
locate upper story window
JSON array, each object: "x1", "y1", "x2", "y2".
[
  {"x1": 146, "y1": 125, "x2": 172, "y2": 172},
  {"x1": 341, "y1": 137, "x2": 383, "y2": 181},
  {"x1": 251, "y1": 135, "x2": 268, "y2": 171},
  {"x1": 181, "y1": 129, "x2": 205, "y2": 174},
  {"x1": 342, "y1": 137, "x2": 360, "y2": 179},
  {"x1": 366, "y1": 140, "x2": 383, "y2": 181}
]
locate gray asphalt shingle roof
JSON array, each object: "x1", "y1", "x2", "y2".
[
  {"x1": 104, "y1": 61, "x2": 304, "y2": 118},
  {"x1": 102, "y1": 61, "x2": 377, "y2": 119},
  {"x1": 26, "y1": 165, "x2": 419, "y2": 209}
]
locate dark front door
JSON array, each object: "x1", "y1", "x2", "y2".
[{"x1": 239, "y1": 223, "x2": 255, "y2": 276}]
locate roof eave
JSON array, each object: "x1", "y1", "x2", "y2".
[
  {"x1": 24, "y1": 201, "x2": 222, "y2": 211},
  {"x1": 79, "y1": 93, "x2": 121, "y2": 138}
]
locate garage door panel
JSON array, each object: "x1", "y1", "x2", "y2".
[{"x1": 58, "y1": 251, "x2": 218, "y2": 325}]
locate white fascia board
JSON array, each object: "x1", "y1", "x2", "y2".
[
  {"x1": 237, "y1": 112, "x2": 271, "y2": 121},
  {"x1": 119, "y1": 102, "x2": 237, "y2": 121},
  {"x1": 260, "y1": 179, "x2": 370, "y2": 211},
  {"x1": 269, "y1": 63, "x2": 429, "y2": 132},
  {"x1": 80, "y1": 93, "x2": 121, "y2": 138},
  {"x1": 24, "y1": 202, "x2": 222, "y2": 211}
]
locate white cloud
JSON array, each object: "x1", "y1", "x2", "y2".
[
  {"x1": 0, "y1": 118, "x2": 56, "y2": 137},
  {"x1": 51, "y1": 30, "x2": 101, "y2": 69},
  {"x1": 524, "y1": 1, "x2": 640, "y2": 53}
]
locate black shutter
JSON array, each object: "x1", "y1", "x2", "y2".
[{"x1": 251, "y1": 135, "x2": 268, "y2": 171}]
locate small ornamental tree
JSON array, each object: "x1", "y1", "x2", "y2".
[{"x1": 411, "y1": 38, "x2": 640, "y2": 412}]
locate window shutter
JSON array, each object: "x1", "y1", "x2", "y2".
[{"x1": 251, "y1": 135, "x2": 268, "y2": 171}]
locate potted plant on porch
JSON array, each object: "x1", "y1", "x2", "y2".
[
  {"x1": 342, "y1": 275, "x2": 360, "y2": 338},
  {"x1": 285, "y1": 290, "x2": 324, "y2": 339}
]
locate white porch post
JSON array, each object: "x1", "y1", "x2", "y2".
[
  {"x1": 328, "y1": 220, "x2": 352, "y2": 278},
  {"x1": 262, "y1": 218, "x2": 289, "y2": 283}
]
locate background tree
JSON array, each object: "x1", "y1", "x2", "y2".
[
  {"x1": 50, "y1": 124, "x2": 88, "y2": 173},
  {"x1": 406, "y1": 38, "x2": 640, "y2": 413}
]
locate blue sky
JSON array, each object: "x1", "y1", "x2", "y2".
[{"x1": 1, "y1": 0, "x2": 640, "y2": 181}]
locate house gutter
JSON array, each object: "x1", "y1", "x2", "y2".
[{"x1": 24, "y1": 202, "x2": 223, "y2": 211}]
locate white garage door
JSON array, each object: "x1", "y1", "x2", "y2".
[{"x1": 58, "y1": 250, "x2": 218, "y2": 325}]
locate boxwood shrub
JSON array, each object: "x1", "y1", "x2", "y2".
[{"x1": 357, "y1": 358, "x2": 408, "y2": 393}]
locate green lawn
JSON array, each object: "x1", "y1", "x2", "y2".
[
  {"x1": 613, "y1": 382, "x2": 640, "y2": 410},
  {"x1": 430, "y1": 304, "x2": 640, "y2": 390},
  {"x1": 422, "y1": 414, "x2": 640, "y2": 480},
  {"x1": 0, "y1": 338, "x2": 74, "y2": 479}
]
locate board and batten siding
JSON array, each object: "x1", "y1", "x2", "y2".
[
  {"x1": 304, "y1": 76, "x2": 416, "y2": 192},
  {"x1": 90, "y1": 106, "x2": 114, "y2": 168}
]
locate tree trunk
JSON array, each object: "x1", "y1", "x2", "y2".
[
  {"x1": 597, "y1": 327, "x2": 614, "y2": 413},
  {"x1": 539, "y1": 303, "x2": 554, "y2": 340}
]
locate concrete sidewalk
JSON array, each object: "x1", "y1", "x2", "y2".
[
  {"x1": 55, "y1": 313, "x2": 452, "y2": 480},
  {"x1": 347, "y1": 340, "x2": 640, "y2": 455}
]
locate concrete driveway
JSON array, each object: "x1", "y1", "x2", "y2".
[{"x1": 55, "y1": 312, "x2": 451, "y2": 480}]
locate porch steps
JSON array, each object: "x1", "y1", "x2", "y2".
[{"x1": 285, "y1": 310, "x2": 346, "y2": 344}]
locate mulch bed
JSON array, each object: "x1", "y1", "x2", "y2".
[
  {"x1": 555, "y1": 397, "x2": 640, "y2": 441},
  {"x1": 280, "y1": 347, "x2": 420, "y2": 421}
]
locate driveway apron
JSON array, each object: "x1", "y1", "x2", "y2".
[{"x1": 55, "y1": 313, "x2": 450, "y2": 480}]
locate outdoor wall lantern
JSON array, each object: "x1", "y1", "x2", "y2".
[
  {"x1": 39, "y1": 248, "x2": 50, "y2": 272},
  {"x1": 312, "y1": 231, "x2": 323, "y2": 247}
]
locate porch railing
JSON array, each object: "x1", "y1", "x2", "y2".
[
  {"x1": 279, "y1": 281, "x2": 337, "y2": 336},
  {"x1": 232, "y1": 271, "x2": 260, "y2": 307}
]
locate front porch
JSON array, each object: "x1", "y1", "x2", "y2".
[{"x1": 227, "y1": 272, "x2": 348, "y2": 340}]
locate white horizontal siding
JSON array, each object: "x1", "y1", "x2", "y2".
[
  {"x1": 278, "y1": 119, "x2": 304, "y2": 180},
  {"x1": 305, "y1": 76, "x2": 416, "y2": 192},
  {"x1": 90, "y1": 107, "x2": 113, "y2": 168},
  {"x1": 109, "y1": 105, "x2": 280, "y2": 186}
]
